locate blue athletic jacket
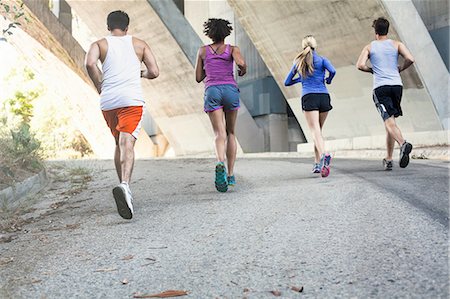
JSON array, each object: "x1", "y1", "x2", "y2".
[{"x1": 284, "y1": 51, "x2": 336, "y2": 97}]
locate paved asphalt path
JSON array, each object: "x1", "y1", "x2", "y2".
[{"x1": 0, "y1": 157, "x2": 448, "y2": 298}]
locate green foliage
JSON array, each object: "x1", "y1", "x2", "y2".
[
  {"x1": 1, "y1": 0, "x2": 27, "y2": 37},
  {"x1": 8, "y1": 90, "x2": 39, "y2": 123},
  {"x1": 9, "y1": 123, "x2": 42, "y2": 169},
  {"x1": 0, "y1": 67, "x2": 43, "y2": 176},
  {"x1": 4, "y1": 68, "x2": 41, "y2": 124}
]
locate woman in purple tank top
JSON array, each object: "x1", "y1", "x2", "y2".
[{"x1": 195, "y1": 18, "x2": 247, "y2": 193}]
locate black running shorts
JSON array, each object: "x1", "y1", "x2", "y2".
[
  {"x1": 301, "y1": 93, "x2": 333, "y2": 112},
  {"x1": 372, "y1": 85, "x2": 403, "y2": 121}
]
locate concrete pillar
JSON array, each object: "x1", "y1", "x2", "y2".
[
  {"x1": 58, "y1": 0, "x2": 72, "y2": 33},
  {"x1": 382, "y1": 0, "x2": 449, "y2": 129}
]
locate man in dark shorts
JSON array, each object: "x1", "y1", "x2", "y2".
[{"x1": 357, "y1": 17, "x2": 415, "y2": 170}]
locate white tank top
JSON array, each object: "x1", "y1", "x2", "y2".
[
  {"x1": 370, "y1": 39, "x2": 403, "y2": 89},
  {"x1": 100, "y1": 35, "x2": 144, "y2": 110}
]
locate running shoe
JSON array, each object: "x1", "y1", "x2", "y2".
[
  {"x1": 399, "y1": 141, "x2": 413, "y2": 168},
  {"x1": 321, "y1": 154, "x2": 332, "y2": 178},
  {"x1": 383, "y1": 158, "x2": 393, "y2": 171},
  {"x1": 312, "y1": 163, "x2": 321, "y2": 173},
  {"x1": 215, "y1": 162, "x2": 228, "y2": 192},
  {"x1": 112, "y1": 182, "x2": 134, "y2": 219},
  {"x1": 227, "y1": 175, "x2": 236, "y2": 187}
]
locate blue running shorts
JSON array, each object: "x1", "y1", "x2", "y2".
[{"x1": 204, "y1": 84, "x2": 240, "y2": 113}]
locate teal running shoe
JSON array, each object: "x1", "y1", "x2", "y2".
[
  {"x1": 215, "y1": 162, "x2": 228, "y2": 192},
  {"x1": 227, "y1": 175, "x2": 236, "y2": 186}
]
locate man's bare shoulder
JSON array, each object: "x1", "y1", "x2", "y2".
[
  {"x1": 391, "y1": 39, "x2": 402, "y2": 46},
  {"x1": 92, "y1": 38, "x2": 106, "y2": 45},
  {"x1": 89, "y1": 38, "x2": 107, "y2": 50},
  {"x1": 132, "y1": 36, "x2": 147, "y2": 47}
]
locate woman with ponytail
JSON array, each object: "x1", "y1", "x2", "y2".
[{"x1": 284, "y1": 35, "x2": 336, "y2": 177}]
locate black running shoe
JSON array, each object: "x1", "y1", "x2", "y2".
[{"x1": 399, "y1": 142, "x2": 413, "y2": 168}]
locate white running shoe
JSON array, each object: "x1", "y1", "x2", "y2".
[{"x1": 112, "y1": 183, "x2": 134, "y2": 219}]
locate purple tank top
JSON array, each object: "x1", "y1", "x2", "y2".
[{"x1": 203, "y1": 44, "x2": 237, "y2": 88}]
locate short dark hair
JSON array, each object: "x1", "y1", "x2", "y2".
[
  {"x1": 107, "y1": 10, "x2": 129, "y2": 31},
  {"x1": 372, "y1": 17, "x2": 389, "y2": 35},
  {"x1": 203, "y1": 18, "x2": 233, "y2": 43}
]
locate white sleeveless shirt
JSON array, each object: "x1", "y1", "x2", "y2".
[
  {"x1": 370, "y1": 39, "x2": 403, "y2": 89},
  {"x1": 100, "y1": 35, "x2": 144, "y2": 110}
]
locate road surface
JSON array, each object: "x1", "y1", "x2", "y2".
[{"x1": 0, "y1": 157, "x2": 448, "y2": 298}]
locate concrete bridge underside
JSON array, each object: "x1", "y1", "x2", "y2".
[
  {"x1": 66, "y1": 0, "x2": 217, "y2": 156},
  {"x1": 227, "y1": 0, "x2": 444, "y2": 144}
]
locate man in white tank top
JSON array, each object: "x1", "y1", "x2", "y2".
[
  {"x1": 357, "y1": 17, "x2": 415, "y2": 170},
  {"x1": 85, "y1": 10, "x2": 159, "y2": 219}
]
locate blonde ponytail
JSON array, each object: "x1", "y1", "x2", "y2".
[{"x1": 294, "y1": 35, "x2": 317, "y2": 78}]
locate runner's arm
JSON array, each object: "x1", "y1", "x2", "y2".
[
  {"x1": 397, "y1": 42, "x2": 415, "y2": 72},
  {"x1": 232, "y1": 46, "x2": 247, "y2": 76},
  {"x1": 141, "y1": 42, "x2": 159, "y2": 79},
  {"x1": 357, "y1": 45, "x2": 373, "y2": 73},
  {"x1": 195, "y1": 47, "x2": 206, "y2": 83},
  {"x1": 85, "y1": 42, "x2": 103, "y2": 94},
  {"x1": 323, "y1": 57, "x2": 336, "y2": 84},
  {"x1": 284, "y1": 64, "x2": 302, "y2": 86}
]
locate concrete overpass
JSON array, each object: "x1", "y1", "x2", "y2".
[{"x1": 16, "y1": 0, "x2": 448, "y2": 157}]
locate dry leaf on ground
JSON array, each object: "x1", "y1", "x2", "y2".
[
  {"x1": 122, "y1": 255, "x2": 134, "y2": 260},
  {"x1": 0, "y1": 257, "x2": 14, "y2": 266},
  {"x1": 270, "y1": 290, "x2": 282, "y2": 296},
  {"x1": 133, "y1": 290, "x2": 189, "y2": 298},
  {"x1": 291, "y1": 286, "x2": 304, "y2": 292},
  {"x1": 65, "y1": 223, "x2": 80, "y2": 229}
]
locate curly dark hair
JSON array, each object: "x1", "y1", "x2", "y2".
[
  {"x1": 203, "y1": 18, "x2": 233, "y2": 42},
  {"x1": 372, "y1": 17, "x2": 389, "y2": 35}
]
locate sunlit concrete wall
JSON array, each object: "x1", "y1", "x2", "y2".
[
  {"x1": 227, "y1": 0, "x2": 443, "y2": 144},
  {"x1": 0, "y1": 18, "x2": 116, "y2": 158}
]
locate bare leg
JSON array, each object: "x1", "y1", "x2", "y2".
[
  {"x1": 384, "y1": 116, "x2": 405, "y2": 146},
  {"x1": 118, "y1": 132, "x2": 136, "y2": 184},
  {"x1": 208, "y1": 109, "x2": 227, "y2": 162},
  {"x1": 316, "y1": 111, "x2": 329, "y2": 162},
  {"x1": 225, "y1": 110, "x2": 238, "y2": 176},
  {"x1": 114, "y1": 145, "x2": 122, "y2": 182},
  {"x1": 385, "y1": 126, "x2": 395, "y2": 161},
  {"x1": 313, "y1": 145, "x2": 320, "y2": 163},
  {"x1": 305, "y1": 111, "x2": 326, "y2": 156}
]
